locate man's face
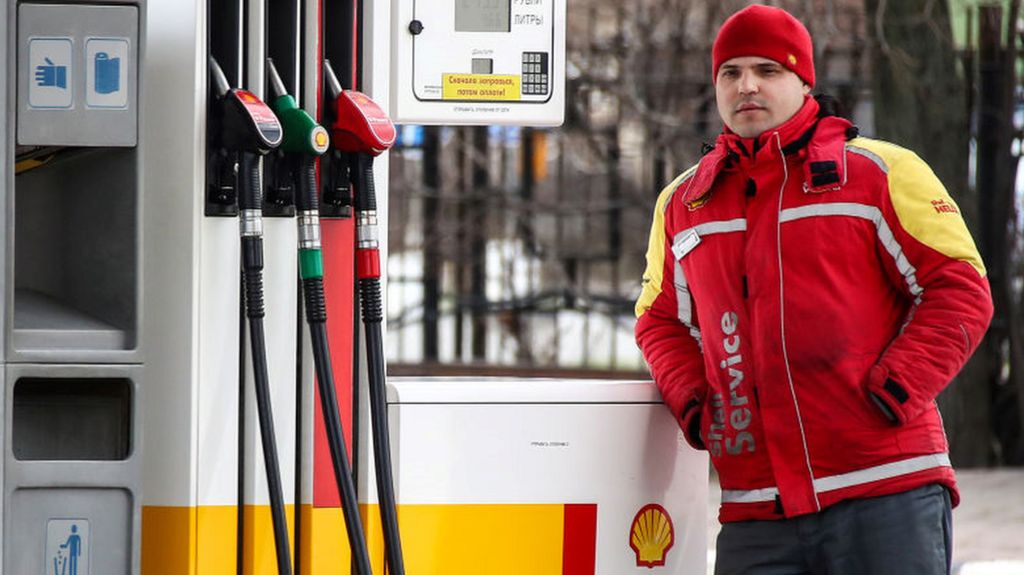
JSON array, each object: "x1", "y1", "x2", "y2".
[{"x1": 715, "y1": 56, "x2": 811, "y2": 138}]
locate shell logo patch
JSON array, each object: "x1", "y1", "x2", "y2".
[
  {"x1": 931, "y1": 199, "x2": 960, "y2": 215},
  {"x1": 686, "y1": 192, "x2": 711, "y2": 211},
  {"x1": 629, "y1": 503, "x2": 675, "y2": 568},
  {"x1": 788, "y1": 54, "x2": 798, "y2": 66}
]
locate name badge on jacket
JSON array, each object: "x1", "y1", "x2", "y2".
[{"x1": 672, "y1": 229, "x2": 701, "y2": 260}]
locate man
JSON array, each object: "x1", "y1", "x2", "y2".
[
  {"x1": 59, "y1": 524, "x2": 82, "y2": 575},
  {"x1": 634, "y1": 5, "x2": 992, "y2": 575}
]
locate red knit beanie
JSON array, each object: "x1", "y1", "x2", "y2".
[{"x1": 712, "y1": 5, "x2": 815, "y2": 87}]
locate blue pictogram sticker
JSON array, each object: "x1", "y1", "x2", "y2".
[
  {"x1": 57, "y1": 524, "x2": 82, "y2": 575},
  {"x1": 28, "y1": 38, "x2": 73, "y2": 109},
  {"x1": 85, "y1": 38, "x2": 129, "y2": 109},
  {"x1": 35, "y1": 57, "x2": 67, "y2": 89},
  {"x1": 46, "y1": 519, "x2": 89, "y2": 575},
  {"x1": 94, "y1": 52, "x2": 119, "y2": 94}
]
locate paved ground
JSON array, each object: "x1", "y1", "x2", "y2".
[{"x1": 705, "y1": 468, "x2": 1024, "y2": 575}]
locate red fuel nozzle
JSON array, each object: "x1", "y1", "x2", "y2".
[
  {"x1": 330, "y1": 90, "x2": 396, "y2": 156},
  {"x1": 322, "y1": 60, "x2": 406, "y2": 575}
]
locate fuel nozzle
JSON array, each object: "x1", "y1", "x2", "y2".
[
  {"x1": 324, "y1": 60, "x2": 395, "y2": 157},
  {"x1": 324, "y1": 59, "x2": 406, "y2": 575},
  {"x1": 266, "y1": 59, "x2": 329, "y2": 157},
  {"x1": 322, "y1": 59, "x2": 395, "y2": 256},
  {"x1": 266, "y1": 57, "x2": 374, "y2": 575},
  {"x1": 265, "y1": 58, "x2": 328, "y2": 268},
  {"x1": 209, "y1": 56, "x2": 283, "y2": 155},
  {"x1": 207, "y1": 55, "x2": 292, "y2": 575},
  {"x1": 262, "y1": 59, "x2": 329, "y2": 215},
  {"x1": 323, "y1": 61, "x2": 395, "y2": 277},
  {"x1": 318, "y1": 60, "x2": 352, "y2": 217}
]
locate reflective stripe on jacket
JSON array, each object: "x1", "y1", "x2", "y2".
[{"x1": 635, "y1": 97, "x2": 993, "y2": 522}]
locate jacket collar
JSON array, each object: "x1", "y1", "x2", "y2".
[
  {"x1": 679, "y1": 97, "x2": 855, "y2": 208},
  {"x1": 724, "y1": 95, "x2": 821, "y2": 166},
  {"x1": 802, "y1": 114, "x2": 854, "y2": 193}
]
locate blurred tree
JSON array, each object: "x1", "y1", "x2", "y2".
[
  {"x1": 865, "y1": 0, "x2": 1023, "y2": 466},
  {"x1": 866, "y1": 0, "x2": 991, "y2": 466}
]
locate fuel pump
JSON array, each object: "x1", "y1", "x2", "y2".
[
  {"x1": 265, "y1": 59, "x2": 374, "y2": 575},
  {"x1": 207, "y1": 56, "x2": 293, "y2": 575},
  {"x1": 324, "y1": 60, "x2": 404, "y2": 575}
]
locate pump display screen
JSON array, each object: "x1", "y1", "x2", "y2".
[
  {"x1": 455, "y1": 0, "x2": 510, "y2": 32},
  {"x1": 396, "y1": 0, "x2": 565, "y2": 125}
]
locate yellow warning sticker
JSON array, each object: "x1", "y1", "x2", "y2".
[{"x1": 442, "y1": 74, "x2": 521, "y2": 101}]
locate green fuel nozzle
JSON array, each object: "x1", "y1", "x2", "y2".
[
  {"x1": 264, "y1": 58, "x2": 329, "y2": 280},
  {"x1": 264, "y1": 58, "x2": 375, "y2": 575},
  {"x1": 266, "y1": 59, "x2": 330, "y2": 157}
]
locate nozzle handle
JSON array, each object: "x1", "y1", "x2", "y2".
[
  {"x1": 208, "y1": 56, "x2": 231, "y2": 97},
  {"x1": 266, "y1": 58, "x2": 288, "y2": 100},
  {"x1": 295, "y1": 156, "x2": 319, "y2": 212},
  {"x1": 353, "y1": 155, "x2": 376, "y2": 213},
  {"x1": 323, "y1": 59, "x2": 343, "y2": 100},
  {"x1": 238, "y1": 151, "x2": 264, "y2": 213}
]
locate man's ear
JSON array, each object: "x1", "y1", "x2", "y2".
[{"x1": 803, "y1": 83, "x2": 812, "y2": 95}]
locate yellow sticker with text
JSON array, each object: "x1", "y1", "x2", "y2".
[{"x1": 442, "y1": 74, "x2": 521, "y2": 101}]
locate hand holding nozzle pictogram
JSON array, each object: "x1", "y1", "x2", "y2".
[{"x1": 35, "y1": 57, "x2": 67, "y2": 88}]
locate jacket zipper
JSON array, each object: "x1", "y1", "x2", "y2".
[{"x1": 774, "y1": 132, "x2": 820, "y2": 512}]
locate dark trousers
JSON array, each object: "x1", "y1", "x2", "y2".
[{"x1": 715, "y1": 484, "x2": 952, "y2": 575}]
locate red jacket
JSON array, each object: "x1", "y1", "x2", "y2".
[{"x1": 635, "y1": 98, "x2": 992, "y2": 522}]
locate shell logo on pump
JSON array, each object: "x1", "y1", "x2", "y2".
[
  {"x1": 629, "y1": 503, "x2": 675, "y2": 568},
  {"x1": 311, "y1": 126, "x2": 329, "y2": 153}
]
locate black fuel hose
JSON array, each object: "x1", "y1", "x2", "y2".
[
  {"x1": 294, "y1": 155, "x2": 374, "y2": 575},
  {"x1": 239, "y1": 150, "x2": 294, "y2": 575},
  {"x1": 353, "y1": 153, "x2": 406, "y2": 575}
]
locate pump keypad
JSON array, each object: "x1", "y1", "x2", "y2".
[{"x1": 521, "y1": 52, "x2": 549, "y2": 96}]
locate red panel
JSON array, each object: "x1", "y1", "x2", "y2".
[
  {"x1": 562, "y1": 504, "x2": 598, "y2": 575},
  {"x1": 313, "y1": 217, "x2": 356, "y2": 507}
]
